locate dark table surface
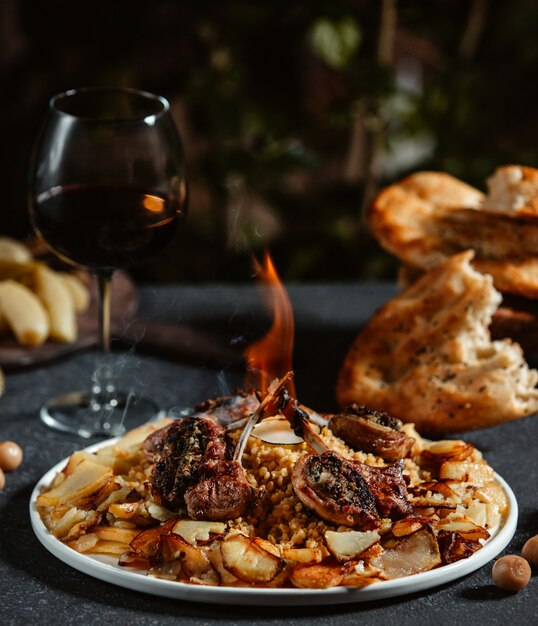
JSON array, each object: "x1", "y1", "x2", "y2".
[{"x1": 1, "y1": 282, "x2": 537, "y2": 625}]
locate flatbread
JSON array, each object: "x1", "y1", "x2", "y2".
[
  {"x1": 336, "y1": 252, "x2": 538, "y2": 433},
  {"x1": 369, "y1": 171, "x2": 538, "y2": 298},
  {"x1": 483, "y1": 165, "x2": 538, "y2": 218}
]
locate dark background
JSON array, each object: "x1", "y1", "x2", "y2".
[{"x1": 2, "y1": 0, "x2": 538, "y2": 283}]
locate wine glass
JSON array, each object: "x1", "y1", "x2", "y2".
[{"x1": 29, "y1": 87, "x2": 188, "y2": 438}]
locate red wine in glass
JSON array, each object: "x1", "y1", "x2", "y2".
[
  {"x1": 34, "y1": 183, "x2": 185, "y2": 270},
  {"x1": 29, "y1": 87, "x2": 188, "y2": 438}
]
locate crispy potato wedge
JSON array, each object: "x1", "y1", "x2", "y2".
[
  {"x1": 97, "y1": 487, "x2": 134, "y2": 513},
  {"x1": 0, "y1": 260, "x2": 39, "y2": 286},
  {"x1": 118, "y1": 551, "x2": 150, "y2": 570},
  {"x1": 88, "y1": 540, "x2": 134, "y2": 556},
  {"x1": 34, "y1": 264, "x2": 76, "y2": 342},
  {"x1": 0, "y1": 237, "x2": 32, "y2": 263},
  {"x1": 0, "y1": 279, "x2": 49, "y2": 346},
  {"x1": 70, "y1": 532, "x2": 99, "y2": 553},
  {"x1": 253, "y1": 537, "x2": 281, "y2": 557},
  {"x1": 411, "y1": 495, "x2": 457, "y2": 510},
  {"x1": 108, "y1": 502, "x2": 140, "y2": 519},
  {"x1": 325, "y1": 530, "x2": 381, "y2": 563},
  {"x1": 342, "y1": 566, "x2": 385, "y2": 588},
  {"x1": 58, "y1": 272, "x2": 90, "y2": 313},
  {"x1": 437, "y1": 530, "x2": 482, "y2": 565},
  {"x1": 207, "y1": 543, "x2": 244, "y2": 586},
  {"x1": 144, "y1": 501, "x2": 176, "y2": 523},
  {"x1": 63, "y1": 450, "x2": 116, "y2": 476},
  {"x1": 220, "y1": 533, "x2": 284, "y2": 584},
  {"x1": 411, "y1": 480, "x2": 459, "y2": 501},
  {"x1": 474, "y1": 480, "x2": 509, "y2": 513}
]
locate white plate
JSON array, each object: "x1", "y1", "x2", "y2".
[{"x1": 29, "y1": 438, "x2": 518, "y2": 606}]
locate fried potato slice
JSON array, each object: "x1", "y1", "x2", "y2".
[
  {"x1": 282, "y1": 547, "x2": 324, "y2": 564},
  {"x1": 36, "y1": 459, "x2": 112, "y2": 508},
  {"x1": 290, "y1": 560, "x2": 350, "y2": 589},
  {"x1": 391, "y1": 516, "x2": 432, "y2": 538},
  {"x1": 34, "y1": 264, "x2": 76, "y2": 342},
  {"x1": 0, "y1": 279, "x2": 49, "y2": 346},
  {"x1": 49, "y1": 507, "x2": 100, "y2": 540},
  {"x1": 325, "y1": 530, "x2": 380, "y2": 563},
  {"x1": 172, "y1": 519, "x2": 226, "y2": 546},
  {"x1": 436, "y1": 517, "x2": 490, "y2": 541},
  {"x1": 371, "y1": 527, "x2": 441, "y2": 579},
  {"x1": 93, "y1": 525, "x2": 140, "y2": 544},
  {"x1": 161, "y1": 534, "x2": 219, "y2": 585},
  {"x1": 220, "y1": 533, "x2": 284, "y2": 584}
]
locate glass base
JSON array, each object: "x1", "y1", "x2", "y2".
[{"x1": 40, "y1": 389, "x2": 163, "y2": 438}]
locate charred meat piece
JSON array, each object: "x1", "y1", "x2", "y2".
[
  {"x1": 328, "y1": 405, "x2": 414, "y2": 461},
  {"x1": 150, "y1": 417, "x2": 232, "y2": 510},
  {"x1": 145, "y1": 390, "x2": 259, "y2": 460},
  {"x1": 292, "y1": 450, "x2": 380, "y2": 528},
  {"x1": 276, "y1": 388, "x2": 413, "y2": 527},
  {"x1": 186, "y1": 375, "x2": 295, "y2": 521},
  {"x1": 194, "y1": 389, "x2": 260, "y2": 425},
  {"x1": 143, "y1": 423, "x2": 174, "y2": 460},
  {"x1": 184, "y1": 460, "x2": 259, "y2": 521},
  {"x1": 292, "y1": 451, "x2": 412, "y2": 527},
  {"x1": 355, "y1": 461, "x2": 413, "y2": 518}
]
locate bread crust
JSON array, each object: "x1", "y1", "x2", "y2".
[
  {"x1": 336, "y1": 252, "x2": 538, "y2": 434},
  {"x1": 483, "y1": 165, "x2": 538, "y2": 218},
  {"x1": 369, "y1": 171, "x2": 538, "y2": 298}
]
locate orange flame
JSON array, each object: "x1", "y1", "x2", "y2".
[{"x1": 245, "y1": 251, "x2": 296, "y2": 397}]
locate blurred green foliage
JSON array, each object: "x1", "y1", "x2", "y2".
[{"x1": 2, "y1": 0, "x2": 538, "y2": 283}]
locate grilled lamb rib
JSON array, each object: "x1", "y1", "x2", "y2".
[
  {"x1": 277, "y1": 388, "x2": 413, "y2": 527},
  {"x1": 150, "y1": 417, "x2": 232, "y2": 510},
  {"x1": 184, "y1": 460, "x2": 258, "y2": 521},
  {"x1": 328, "y1": 405, "x2": 414, "y2": 461},
  {"x1": 193, "y1": 389, "x2": 259, "y2": 425},
  {"x1": 148, "y1": 375, "x2": 293, "y2": 520},
  {"x1": 292, "y1": 450, "x2": 380, "y2": 527}
]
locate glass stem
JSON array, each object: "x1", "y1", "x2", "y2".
[
  {"x1": 97, "y1": 271, "x2": 112, "y2": 354},
  {"x1": 92, "y1": 271, "x2": 117, "y2": 418}
]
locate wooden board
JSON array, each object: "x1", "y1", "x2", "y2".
[{"x1": 0, "y1": 272, "x2": 136, "y2": 370}]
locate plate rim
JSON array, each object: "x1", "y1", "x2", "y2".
[{"x1": 29, "y1": 437, "x2": 518, "y2": 606}]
